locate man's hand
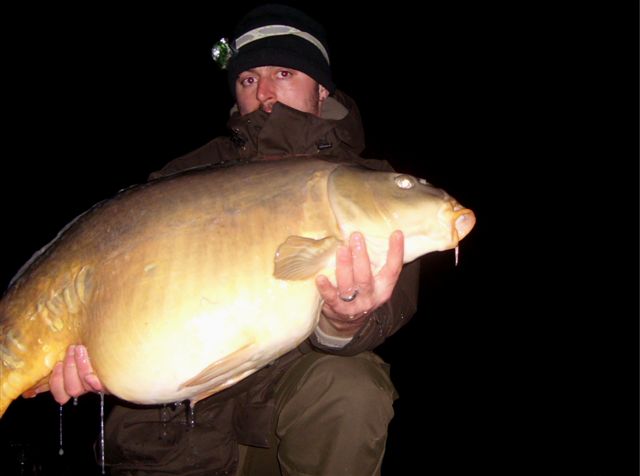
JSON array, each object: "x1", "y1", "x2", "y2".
[
  {"x1": 48, "y1": 345, "x2": 105, "y2": 405},
  {"x1": 316, "y1": 230, "x2": 404, "y2": 338}
]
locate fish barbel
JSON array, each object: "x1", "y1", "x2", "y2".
[{"x1": 0, "y1": 158, "x2": 475, "y2": 417}]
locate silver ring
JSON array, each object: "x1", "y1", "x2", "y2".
[{"x1": 339, "y1": 290, "x2": 358, "y2": 302}]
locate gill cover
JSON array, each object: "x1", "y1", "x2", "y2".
[{"x1": 327, "y1": 164, "x2": 474, "y2": 264}]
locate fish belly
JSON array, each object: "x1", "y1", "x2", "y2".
[{"x1": 1, "y1": 158, "x2": 340, "y2": 415}]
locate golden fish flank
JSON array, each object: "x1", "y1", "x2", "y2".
[{"x1": 0, "y1": 158, "x2": 475, "y2": 417}]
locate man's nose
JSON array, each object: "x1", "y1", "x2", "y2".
[{"x1": 256, "y1": 77, "x2": 276, "y2": 111}]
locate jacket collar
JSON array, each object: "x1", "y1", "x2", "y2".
[{"x1": 226, "y1": 90, "x2": 366, "y2": 159}]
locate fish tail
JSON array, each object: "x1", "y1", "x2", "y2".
[
  {"x1": 0, "y1": 327, "x2": 72, "y2": 418},
  {"x1": 0, "y1": 286, "x2": 82, "y2": 418}
]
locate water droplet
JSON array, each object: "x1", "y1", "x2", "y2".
[
  {"x1": 159, "y1": 404, "x2": 170, "y2": 439},
  {"x1": 99, "y1": 392, "x2": 106, "y2": 474},
  {"x1": 73, "y1": 397, "x2": 78, "y2": 406},
  {"x1": 58, "y1": 405, "x2": 64, "y2": 456},
  {"x1": 187, "y1": 402, "x2": 196, "y2": 428}
]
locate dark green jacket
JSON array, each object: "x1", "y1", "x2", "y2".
[{"x1": 105, "y1": 92, "x2": 420, "y2": 475}]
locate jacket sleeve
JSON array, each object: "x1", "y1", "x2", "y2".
[{"x1": 308, "y1": 258, "x2": 421, "y2": 356}]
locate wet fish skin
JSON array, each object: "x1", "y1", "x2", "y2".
[{"x1": 0, "y1": 158, "x2": 475, "y2": 417}]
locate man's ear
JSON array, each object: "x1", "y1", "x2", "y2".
[{"x1": 318, "y1": 85, "x2": 329, "y2": 102}]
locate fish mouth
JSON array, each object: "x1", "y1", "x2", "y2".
[{"x1": 452, "y1": 205, "x2": 476, "y2": 242}]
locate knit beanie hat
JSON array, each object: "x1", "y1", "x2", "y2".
[{"x1": 223, "y1": 4, "x2": 335, "y2": 94}]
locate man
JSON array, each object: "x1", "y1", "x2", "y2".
[{"x1": 45, "y1": 5, "x2": 420, "y2": 475}]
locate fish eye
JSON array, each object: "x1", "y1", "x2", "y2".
[{"x1": 394, "y1": 175, "x2": 415, "y2": 189}]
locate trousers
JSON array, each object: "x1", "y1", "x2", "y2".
[
  {"x1": 104, "y1": 351, "x2": 397, "y2": 475},
  {"x1": 236, "y1": 351, "x2": 397, "y2": 476}
]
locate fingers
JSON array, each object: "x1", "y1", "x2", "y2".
[
  {"x1": 62, "y1": 345, "x2": 89, "y2": 397},
  {"x1": 316, "y1": 274, "x2": 355, "y2": 315},
  {"x1": 316, "y1": 233, "x2": 375, "y2": 319},
  {"x1": 385, "y1": 230, "x2": 405, "y2": 277},
  {"x1": 315, "y1": 274, "x2": 337, "y2": 302},
  {"x1": 50, "y1": 360, "x2": 71, "y2": 405},
  {"x1": 30, "y1": 381, "x2": 50, "y2": 396},
  {"x1": 49, "y1": 345, "x2": 104, "y2": 405},
  {"x1": 74, "y1": 345, "x2": 104, "y2": 392},
  {"x1": 316, "y1": 231, "x2": 405, "y2": 324},
  {"x1": 350, "y1": 232, "x2": 373, "y2": 294},
  {"x1": 335, "y1": 233, "x2": 372, "y2": 300},
  {"x1": 334, "y1": 244, "x2": 355, "y2": 298}
]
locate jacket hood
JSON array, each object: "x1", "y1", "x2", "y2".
[{"x1": 226, "y1": 90, "x2": 366, "y2": 159}]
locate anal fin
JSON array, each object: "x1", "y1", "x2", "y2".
[
  {"x1": 179, "y1": 342, "x2": 257, "y2": 391},
  {"x1": 188, "y1": 368, "x2": 258, "y2": 405}
]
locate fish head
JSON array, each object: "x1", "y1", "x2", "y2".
[{"x1": 327, "y1": 165, "x2": 476, "y2": 266}]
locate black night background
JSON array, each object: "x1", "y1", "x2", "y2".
[{"x1": 0, "y1": 2, "x2": 637, "y2": 475}]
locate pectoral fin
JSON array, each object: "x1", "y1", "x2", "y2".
[{"x1": 273, "y1": 235, "x2": 340, "y2": 280}]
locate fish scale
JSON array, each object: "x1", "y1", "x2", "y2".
[{"x1": 0, "y1": 157, "x2": 475, "y2": 417}]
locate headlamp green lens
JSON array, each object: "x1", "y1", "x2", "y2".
[{"x1": 211, "y1": 38, "x2": 234, "y2": 70}]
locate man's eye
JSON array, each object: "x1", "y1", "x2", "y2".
[
  {"x1": 277, "y1": 70, "x2": 292, "y2": 78},
  {"x1": 239, "y1": 77, "x2": 255, "y2": 87}
]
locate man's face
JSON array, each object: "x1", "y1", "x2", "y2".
[{"x1": 235, "y1": 66, "x2": 329, "y2": 116}]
